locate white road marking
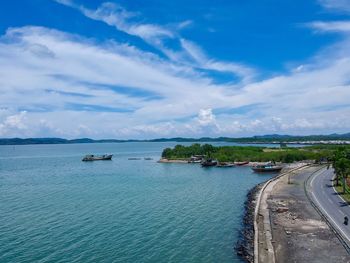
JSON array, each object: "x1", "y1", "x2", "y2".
[
  {"x1": 310, "y1": 191, "x2": 349, "y2": 242},
  {"x1": 309, "y1": 168, "x2": 350, "y2": 243},
  {"x1": 331, "y1": 178, "x2": 349, "y2": 206}
]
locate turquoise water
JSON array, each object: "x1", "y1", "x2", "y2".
[{"x1": 0, "y1": 142, "x2": 274, "y2": 263}]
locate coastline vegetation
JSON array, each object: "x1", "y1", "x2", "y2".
[
  {"x1": 161, "y1": 143, "x2": 350, "y2": 163},
  {"x1": 332, "y1": 146, "x2": 350, "y2": 194}
]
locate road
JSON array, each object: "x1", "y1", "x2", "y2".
[{"x1": 307, "y1": 167, "x2": 350, "y2": 248}]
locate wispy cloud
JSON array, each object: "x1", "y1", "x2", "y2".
[
  {"x1": 2, "y1": 1, "x2": 350, "y2": 138},
  {"x1": 54, "y1": 0, "x2": 254, "y2": 82},
  {"x1": 180, "y1": 39, "x2": 255, "y2": 83},
  {"x1": 176, "y1": 20, "x2": 193, "y2": 30},
  {"x1": 318, "y1": 0, "x2": 350, "y2": 13},
  {"x1": 80, "y1": 2, "x2": 174, "y2": 43},
  {"x1": 1, "y1": 24, "x2": 350, "y2": 138},
  {"x1": 308, "y1": 20, "x2": 350, "y2": 33}
]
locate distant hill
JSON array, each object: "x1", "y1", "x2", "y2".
[
  {"x1": 0, "y1": 133, "x2": 350, "y2": 145},
  {"x1": 246, "y1": 133, "x2": 350, "y2": 142}
]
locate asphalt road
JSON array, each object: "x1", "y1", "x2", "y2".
[{"x1": 307, "y1": 167, "x2": 350, "y2": 247}]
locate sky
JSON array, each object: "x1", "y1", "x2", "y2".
[{"x1": 1, "y1": 0, "x2": 350, "y2": 139}]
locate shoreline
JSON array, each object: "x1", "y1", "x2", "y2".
[
  {"x1": 158, "y1": 158, "x2": 291, "y2": 166},
  {"x1": 158, "y1": 158, "x2": 313, "y2": 168},
  {"x1": 235, "y1": 183, "x2": 264, "y2": 263}
]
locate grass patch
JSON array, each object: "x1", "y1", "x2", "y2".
[{"x1": 334, "y1": 183, "x2": 350, "y2": 203}]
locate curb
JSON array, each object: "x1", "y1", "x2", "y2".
[{"x1": 254, "y1": 164, "x2": 309, "y2": 263}]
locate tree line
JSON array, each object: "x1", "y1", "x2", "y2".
[
  {"x1": 332, "y1": 147, "x2": 350, "y2": 194},
  {"x1": 161, "y1": 143, "x2": 336, "y2": 163}
]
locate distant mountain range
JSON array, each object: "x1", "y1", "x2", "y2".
[{"x1": 0, "y1": 133, "x2": 350, "y2": 145}]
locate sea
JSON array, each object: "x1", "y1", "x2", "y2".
[{"x1": 0, "y1": 142, "x2": 282, "y2": 263}]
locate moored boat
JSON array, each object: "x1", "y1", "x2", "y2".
[
  {"x1": 216, "y1": 162, "x2": 235, "y2": 167},
  {"x1": 234, "y1": 161, "x2": 249, "y2": 166},
  {"x1": 201, "y1": 159, "x2": 218, "y2": 167},
  {"x1": 251, "y1": 163, "x2": 282, "y2": 173},
  {"x1": 82, "y1": 154, "x2": 113, "y2": 161},
  {"x1": 188, "y1": 155, "x2": 205, "y2": 163}
]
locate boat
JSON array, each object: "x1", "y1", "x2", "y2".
[
  {"x1": 188, "y1": 155, "x2": 204, "y2": 163},
  {"x1": 234, "y1": 161, "x2": 249, "y2": 166},
  {"x1": 128, "y1": 157, "x2": 141, "y2": 160},
  {"x1": 188, "y1": 159, "x2": 202, "y2": 163},
  {"x1": 201, "y1": 159, "x2": 218, "y2": 167},
  {"x1": 144, "y1": 157, "x2": 153, "y2": 160},
  {"x1": 216, "y1": 162, "x2": 235, "y2": 167},
  {"x1": 251, "y1": 163, "x2": 282, "y2": 173},
  {"x1": 82, "y1": 154, "x2": 113, "y2": 161}
]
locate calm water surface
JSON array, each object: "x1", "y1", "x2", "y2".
[{"x1": 0, "y1": 142, "x2": 275, "y2": 263}]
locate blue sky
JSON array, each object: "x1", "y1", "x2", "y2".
[{"x1": 0, "y1": 0, "x2": 350, "y2": 138}]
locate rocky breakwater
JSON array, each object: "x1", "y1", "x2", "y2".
[{"x1": 235, "y1": 183, "x2": 263, "y2": 263}]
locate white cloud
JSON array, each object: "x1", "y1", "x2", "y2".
[
  {"x1": 318, "y1": 0, "x2": 350, "y2": 13},
  {"x1": 1, "y1": 25, "x2": 350, "y2": 138},
  {"x1": 54, "y1": 0, "x2": 254, "y2": 82},
  {"x1": 180, "y1": 39, "x2": 255, "y2": 83},
  {"x1": 197, "y1": 109, "x2": 217, "y2": 126},
  {"x1": 79, "y1": 2, "x2": 174, "y2": 43},
  {"x1": 177, "y1": 20, "x2": 193, "y2": 30},
  {"x1": 3, "y1": 1, "x2": 350, "y2": 138},
  {"x1": 0, "y1": 111, "x2": 28, "y2": 136},
  {"x1": 308, "y1": 21, "x2": 350, "y2": 33}
]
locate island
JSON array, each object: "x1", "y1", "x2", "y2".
[{"x1": 159, "y1": 143, "x2": 340, "y2": 163}]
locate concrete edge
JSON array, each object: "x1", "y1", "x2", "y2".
[{"x1": 254, "y1": 164, "x2": 310, "y2": 263}]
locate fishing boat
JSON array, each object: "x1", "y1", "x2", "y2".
[
  {"x1": 82, "y1": 154, "x2": 113, "y2": 161},
  {"x1": 251, "y1": 163, "x2": 282, "y2": 173},
  {"x1": 188, "y1": 155, "x2": 204, "y2": 163},
  {"x1": 234, "y1": 161, "x2": 249, "y2": 166},
  {"x1": 201, "y1": 159, "x2": 218, "y2": 167},
  {"x1": 216, "y1": 162, "x2": 235, "y2": 167}
]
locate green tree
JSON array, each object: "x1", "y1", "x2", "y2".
[
  {"x1": 332, "y1": 147, "x2": 350, "y2": 192},
  {"x1": 162, "y1": 148, "x2": 172, "y2": 158},
  {"x1": 335, "y1": 158, "x2": 350, "y2": 194},
  {"x1": 201, "y1": 144, "x2": 214, "y2": 157}
]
